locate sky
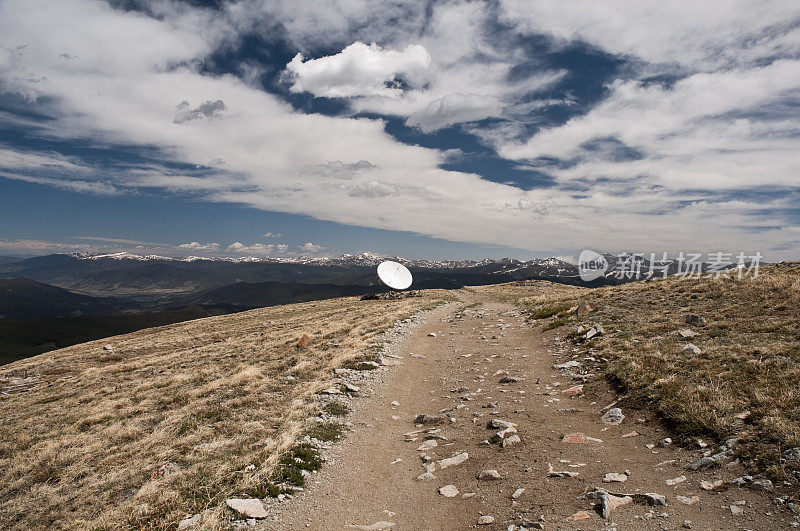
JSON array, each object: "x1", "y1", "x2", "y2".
[{"x1": 1, "y1": 0, "x2": 799, "y2": 260}]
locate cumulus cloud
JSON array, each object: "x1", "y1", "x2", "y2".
[
  {"x1": 406, "y1": 93, "x2": 504, "y2": 133},
  {"x1": 301, "y1": 160, "x2": 376, "y2": 180},
  {"x1": 226, "y1": 242, "x2": 275, "y2": 255},
  {"x1": 299, "y1": 242, "x2": 324, "y2": 253},
  {"x1": 178, "y1": 241, "x2": 220, "y2": 251},
  {"x1": 174, "y1": 99, "x2": 226, "y2": 124},
  {"x1": 347, "y1": 180, "x2": 397, "y2": 198},
  {"x1": 283, "y1": 42, "x2": 431, "y2": 98},
  {"x1": 262, "y1": 232, "x2": 282, "y2": 238}
]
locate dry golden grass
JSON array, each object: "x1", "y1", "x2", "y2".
[
  {"x1": 0, "y1": 293, "x2": 447, "y2": 530},
  {"x1": 477, "y1": 264, "x2": 800, "y2": 480}
]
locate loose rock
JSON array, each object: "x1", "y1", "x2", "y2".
[
  {"x1": 414, "y1": 414, "x2": 447, "y2": 425},
  {"x1": 296, "y1": 334, "x2": 312, "y2": 348},
  {"x1": 478, "y1": 469, "x2": 502, "y2": 481},
  {"x1": 225, "y1": 499, "x2": 268, "y2": 519},
  {"x1": 438, "y1": 484, "x2": 459, "y2": 497},
  {"x1": 601, "y1": 408, "x2": 625, "y2": 426},
  {"x1": 437, "y1": 452, "x2": 469, "y2": 469},
  {"x1": 675, "y1": 495, "x2": 699, "y2": 505},
  {"x1": 562, "y1": 432, "x2": 603, "y2": 444},
  {"x1": 178, "y1": 514, "x2": 201, "y2": 529},
  {"x1": 683, "y1": 343, "x2": 701, "y2": 354}
]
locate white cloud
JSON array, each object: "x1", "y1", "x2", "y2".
[
  {"x1": 406, "y1": 93, "x2": 504, "y2": 133},
  {"x1": 299, "y1": 242, "x2": 324, "y2": 253},
  {"x1": 283, "y1": 42, "x2": 430, "y2": 98},
  {"x1": 178, "y1": 241, "x2": 220, "y2": 251},
  {"x1": 226, "y1": 242, "x2": 275, "y2": 255},
  {"x1": 499, "y1": 1, "x2": 800, "y2": 72},
  {"x1": 174, "y1": 99, "x2": 226, "y2": 124},
  {"x1": 262, "y1": 232, "x2": 282, "y2": 238},
  {"x1": 1, "y1": 0, "x2": 799, "y2": 260}
]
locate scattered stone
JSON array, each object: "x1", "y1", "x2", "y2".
[
  {"x1": 346, "y1": 522, "x2": 395, "y2": 530},
  {"x1": 601, "y1": 408, "x2": 625, "y2": 426},
  {"x1": 511, "y1": 488, "x2": 525, "y2": 499},
  {"x1": 686, "y1": 447, "x2": 732, "y2": 470},
  {"x1": 621, "y1": 431, "x2": 639, "y2": 438},
  {"x1": 477, "y1": 515, "x2": 495, "y2": 525},
  {"x1": 487, "y1": 418, "x2": 516, "y2": 429},
  {"x1": 178, "y1": 514, "x2": 201, "y2": 529},
  {"x1": 599, "y1": 492, "x2": 633, "y2": 519},
  {"x1": 438, "y1": 484, "x2": 459, "y2": 497},
  {"x1": 553, "y1": 361, "x2": 580, "y2": 370},
  {"x1": 321, "y1": 387, "x2": 343, "y2": 395},
  {"x1": 548, "y1": 463, "x2": 579, "y2": 478},
  {"x1": 414, "y1": 414, "x2": 447, "y2": 425},
  {"x1": 750, "y1": 478, "x2": 774, "y2": 491},
  {"x1": 699, "y1": 479, "x2": 724, "y2": 491},
  {"x1": 576, "y1": 301, "x2": 595, "y2": 317},
  {"x1": 225, "y1": 499, "x2": 268, "y2": 519},
  {"x1": 562, "y1": 432, "x2": 603, "y2": 444},
  {"x1": 437, "y1": 452, "x2": 469, "y2": 469},
  {"x1": 730, "y1": 504, "x2": 744, "y2": 516},
  {"x1": 585, "y1": 324, "x2": 604, "y2": 340},
  {"x1": 683, "y1": 520, "x2": 693, "y2": 529},
  {"x1": 658, "y1": 437, "x2": 672, "y2": 447},
  {"x1": 102, "y1": 344, "x2": 114, "y2": 351},
  {"x1": 562, "y1": 384, "x2": 584, "y2": 397},
  {"x1": 427, "y1": 332, "x2": 437, "y2": 337},
  {"x1": 666, "y1": 475, "x2": 686, "y2": 486},
  {"x1": 151, "y1": 462, "x2": 181, "y2": 479},
  {"x1": 685, "y1": 314, "x2": 706, "y2": 326},
  {"x1": 498, "y1": 375, "x2": 520, "y2": 383},
  {"x1": 415, "y1": 471, "x2": 436, "y2": 482},
  {"x1": 675, "y1": 495, "x2": 699, "y2": 506},
  {"x1": 683, "y1": 343, "x2": 701, "y2": 355},
  {"x1": 501, "y1": 434, "x2": 521, "y2": 447},
  {"x1": 603, "y1": 472, "x2": 628, "y2": 483},
  {"x1": 640, "y1": 493, "x2": 667, "y2": 506},
  {"x1": 784, "y1": 447, "x2": 800, "y2": 461},
  {"x1": 565, "y1": 511, "x2": 592, "y2": 521},
  {"x1": 678, "y1": 328, "x2": 697, "y2": 338},
  {"x1": 296, "y1": 334, "x2": 312, "y2": 348},
  {"x1": 343, "y1": 383, "x2": 360, "y2": 393},
  {"x1": 730, "y1": 475, "x2": 752, "y2": 487},
  {"x1": 390, "y1": 401, "x2": 400, "y2": 406},
  {"x1": 478, "y1": 469, "x2": 502, "y2": 481},
  {"x1": 417, "y1": 439, "x2": 438, "y2": 452}
]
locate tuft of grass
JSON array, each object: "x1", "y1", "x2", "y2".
[
  {"x1": 543, "y1": 318, "x2": 569, "y2": 330},
  {"x1": 304, "y1": 422, "x2": 345, "y2": 442},
  {"x1": 529, "y1": 303, "x2": 572, "y2": 320},
  {"x1": 322, "y1": 401, "x2": 349, "y2": 417}
]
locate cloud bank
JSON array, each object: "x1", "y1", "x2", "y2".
[{"x1": 0, "y1": 0, "x2": 799, "y2": 259}]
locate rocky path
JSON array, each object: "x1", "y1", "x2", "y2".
[{"x1": 262, "y1": 292, "x2": 792, "y2": 530}]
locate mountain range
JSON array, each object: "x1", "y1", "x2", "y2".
[{"x1": 0, "y1": 251, "x2": 689, "y2": 364}]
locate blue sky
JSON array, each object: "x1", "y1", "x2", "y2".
[{"x1": 1, "y1": 1, "x2": 799, "y2": 260}]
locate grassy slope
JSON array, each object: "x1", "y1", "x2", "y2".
[
  {"x1": 0, "y1": 293, "x2": 447, "y2": 530},
  {"x1": 477, "y1": 263, "x2": 800, "y2": 482}
]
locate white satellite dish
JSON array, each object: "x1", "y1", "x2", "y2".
[{"x1": 377, "y1": 260, "x2": 413, "y2": 290}]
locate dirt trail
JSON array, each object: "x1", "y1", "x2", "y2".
[{"x1": 265, "y1": 291, "x2": 790, "y2": 530}]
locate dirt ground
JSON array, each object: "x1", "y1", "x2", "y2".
[{"x1": 264, "y1": 291, "x2": 795, "y2": 530}]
